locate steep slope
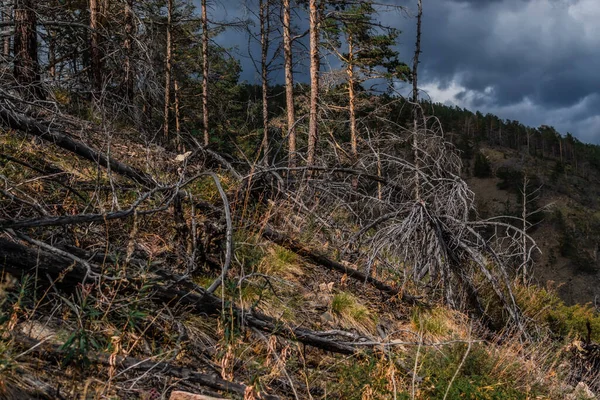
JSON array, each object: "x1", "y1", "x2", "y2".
[
  {"x1": 465, "y1": 144, "x2": 600, "y2": 305},
  {"x1": 1, "y1": 110, "x2": 600, "y2": 398}
]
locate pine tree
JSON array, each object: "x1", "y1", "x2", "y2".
[{"x1": 323, "y1": 1, "x2": 409, "y2": 166}]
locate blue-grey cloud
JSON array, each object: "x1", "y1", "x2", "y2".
[
  {"x1": 387, "y1": 0, "x2": 600, "y2": 142},
  {"x1": 201, "y1": 0, "x2": 600, "y2": 143}
]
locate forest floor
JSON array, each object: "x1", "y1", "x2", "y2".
[{"x1": 1, "y1": 117, "x2": 599, "y2": 399}]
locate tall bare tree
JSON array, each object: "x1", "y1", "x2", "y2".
[
  {"x1": 122, "y1": 0, "x2": 134, "y2": 100},
  {"x1": 260, "y1": 0, "x2": 270, "y2": 165},
  {"x1": 306, "y1": 0, "x2": 320, "y2": 167},
  {"x1": 201, "y1": 0, "x2": 209, "y2": 146},
  {"x1": 412, "y1": 0, "x2": 423, "y2": 199},
  {"x1": 164, "y1": 0, "x2": 173, "y2": 137},
  {"x1": 89, "y1": 0, "x2": 108, "y2": 92},
  {"x1": 2, "y1": 2, "x2": 10, "y2": 59},
  {"x1": 282, "y1": 0, "x2": 296, "y2": 169}
]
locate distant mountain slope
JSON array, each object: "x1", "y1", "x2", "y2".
[{"x1": 417, "y1": 101, "x2": 600, "y2": 305}]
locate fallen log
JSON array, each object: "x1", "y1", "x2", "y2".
[
  {"x1": 0, "y1": 236, "x2": 365, "y2": 356},
  {"x1": 0, "y1": 207, "x2": 167, "y2": 230},
  {"x1": 0, "y1": 106, "x2": 155, "y2": 187},
  {"x1": 11, "y1": 334, "x2": 280, "y2": 400},
  {"x1": 261, "y1": 226, "x2": 421, "y2": 305},
  {"x1": 0, "y1": 106, "x2": 244, "y2": 188}
]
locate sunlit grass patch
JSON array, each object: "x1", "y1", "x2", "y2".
[
  {"x1": 331, "y1": 291, "x2": 377, "y2": 335},
  {"x1": 410, "y1": 306, "x2": 460, "y2": 337},
  {"x1": 258, "y1": 245, "x2": 303, "y2": 279}
]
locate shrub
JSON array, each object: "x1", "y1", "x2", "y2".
[{"x1": 473, "y1": 152, "x2": 492, "y2": 178}]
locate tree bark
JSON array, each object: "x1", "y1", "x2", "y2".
[
  {"x1": 89, "y1": 0, "x2": 106, "y2": 92},
  {"x1": 412, "y1": 0, "x2": 422, "y2": 200},
  {"x1": 123, "y1": 0, "x2": 134, "y2": 100},
  {"x1": 164, "y1": 0, "x2": 173, "y2": 137},
  {"x1": 283, "y1": 0, "x2": 296, "y2": 169},
  {"x1": 174, "y1": 79, "x2": 181, "y2": 138},
  {"x1": 260, "y1": 0, "x2": 269, "y2": 165},
  {"x1": 2, "y1": 3, "x2": 11, "y2": 59},
  {"x1": 306, "y1": 0, "x2": 320, "y2": 167},
  {"x1": 201, "y1": 0, "x2": 209, "y2": 146},
  {"x1": 347, "y1": 33, "x2": 358, "y2": 189},
  {"x1": 347, "y1": 34, "x2": 357, "y2": 163},
  {"x1": 13, "y1": 0, "x2": 41, "y2": 99}
]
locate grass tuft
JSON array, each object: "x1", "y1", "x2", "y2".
[{"x1": 331, "y1": 292, "x2": 376, "y2": 334}]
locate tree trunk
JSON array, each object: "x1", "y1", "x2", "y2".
[
  {"x1": 306, "y1": 0, "x2": 320, "y2": 167},
  {"x1": 412, "y1": 0, "x2": 422, "y2": 200},
  {"x1": 559, "y1": 139, "x2": 563, "y2": 164},
  {"x1": 13, "y1": 0, "x2": 41, "y2": 99},
  {"x1": 347, "y1": 33, "x2": 358, "y2": 189},
  {"x1": 260, "y1": 0, "x2": 269, "y2": 165},
  {"x1": 123, "y1": 0, "x2": 134, "y2": 100},
  {"x1": 521, "y1": 174, "x2": 528, "y2": 283},
  {"x1": 348, "y1": 34, "x2": 357, "y2": 163},
  {"x1": 201, "y1": 0, "x2": 209, "y2": 146},
  {"x1": 89, "y1": 0, "x2": 106, "y2": 92},
  {"x1": 174, "y1": 78, "x2": 181, "y2": 142},
  {"x1": 2, "y1": 3, "x2": 11, "y2": 59},
  {"x1": 163, "y1": 0, "x2": 173, "y2": 137},
  {"x1": 283, "y1": 0, "x2": 296, "y2": 169}
]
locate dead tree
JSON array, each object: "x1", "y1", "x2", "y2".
[
  {"x1": 89, "y1": 0, "x2": 108, "y2": 92},
  {"x1": 13, "y1": 0, "x2": 41, "y2": 99},
  {"x1": 282, "y1": 0, "x2": 296, "y2": 169},
  {"x1": 306, "y1": 0, "x2": 320, "y2": 167},
  {"x1": 411, "y1": 0, "x2": 423, "y2": 200},
  {"x1": 262, "y1": 113, "x2": 536, "y2": 331},
  {"x1": 1, "y1": 1, "x2": 11, "y2": 60},
  {"x1": 201, "y1": 0, "x2": 209, "y2": 146},
  {"x1": 164, "y1": 0, "x2": 173, "y2": 137},
  {"x1": 122, "y1": 0, "x2": 135, "y2": 100},
  {"x1": 259, "y1": 0, "x2": 270, "y2": 165}
]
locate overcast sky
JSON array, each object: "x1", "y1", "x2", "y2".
[{"x1": 207, "y1": 0, "x2": 600, "y2": 144}]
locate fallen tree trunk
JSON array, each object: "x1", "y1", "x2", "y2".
[
  {"x1": 0, "y1": 207, "x2": 167, "y2": 230},
  {"x1": 0, "y1": 236, "x2": 364, "y2": 355},
  {"x1": 0, "y1": 106, "x2": 155, "y2": 187},
  {"x1": 261, "y1": 227, "x2": 420, "y2": 305},
  {"x1": 12, "y1": 334, "x2": 280, "y2": 400},
  {"x1": 0, "y1": 106, "x2": 244, "y2": 187}
]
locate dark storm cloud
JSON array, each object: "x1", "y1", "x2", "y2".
[
  {"x1": 386, "y1": 0, "x2": 600, "y2": 142},
  {"x1": 201, "y1": 0, "x2": 600, "y2": 143}
]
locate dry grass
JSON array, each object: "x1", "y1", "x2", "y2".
[{"x1": 331, "y1": 291, "x2": 377, "y2": 335}]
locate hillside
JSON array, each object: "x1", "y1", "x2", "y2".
[
  {"x1": 417, "y1": 101, "x2": 600, "y2": 305},
  {"x1": 1, "y1": 103, "x2": 600, "y2": 399},
  {"x1": 466, "y1": 145, "x2": 600, "y2": 306},
  {"x1": 1, "y1": 0, "x2": 600, "y2": 398}
]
